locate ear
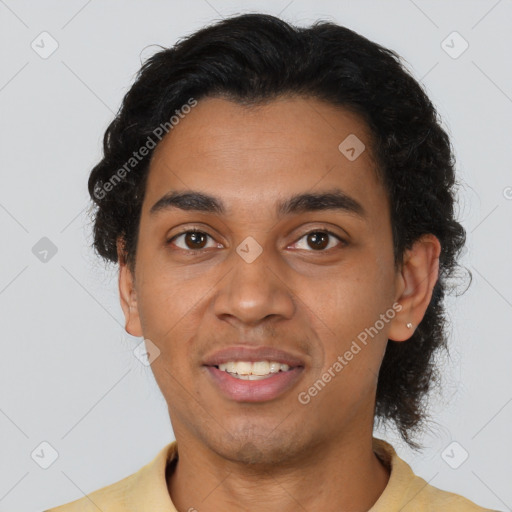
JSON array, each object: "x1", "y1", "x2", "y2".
[
  {"x1": 388, "y1": 233, "x2": 441, "y2": 342},
  {"x1": 117, "y1": 237, "x2": 143, "y2": 337}
]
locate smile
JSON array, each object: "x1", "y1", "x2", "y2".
[
  {"x1": 216, "y1": 360, "x2": 292, "y2": 380},
  {"x1": 205, "y1": 363, "x2": 303, "y2": 402}
]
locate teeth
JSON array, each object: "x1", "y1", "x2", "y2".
[
  {"x1": 238, "y1": 374, "x2": 270, "y2": 380},
  {"x1": 234, "y1": 361, "x2": 252, "y2": 375},
  {"x1": 217, "y1": 360, "x2": 292, "y2": 377},
  {"x1": 252, "y1": 361, "x2": 269, "y2": 375},
  {"x1": 269, "y1": 362, "x2": 281, "y2": 373}
]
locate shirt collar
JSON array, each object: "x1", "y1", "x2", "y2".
[
  {"x1": 123, "y1": 437, "x2": 414, "y2": 511},
  {"x1": 124, "y1": 441, "x2": 178, "y2": 512}
]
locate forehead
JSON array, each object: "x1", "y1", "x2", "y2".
[{"x1": 143, "y1": 95, "x2": 387, "y2": 222}]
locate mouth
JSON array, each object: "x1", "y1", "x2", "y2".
[
  {"x1": 214, "y1": 360, "x2": 294, "y2": 380},
  {"x1": 202, "y1": 347, "x2": 306, "y2": 402}
]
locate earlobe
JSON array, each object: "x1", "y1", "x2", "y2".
[
  {"x1": 117, "y1": 237, "x2": 143, "y2": 337},
  {"x1": 388, "y1": 234, "x2": 441, "y2": 342}
]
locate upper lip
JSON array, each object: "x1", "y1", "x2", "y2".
[{"x1": 203, "y1": 346, "x2": 305, "y2": 367}]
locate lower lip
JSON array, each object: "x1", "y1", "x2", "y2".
[{"x1": 205, "y1": 366, "x2": 303, "y2": 402}]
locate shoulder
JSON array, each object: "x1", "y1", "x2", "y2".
[
  {"x1": 371, "y1": 438, "x2": 499, "y2": 512},
  {"x1": 401, "y1": 472, "x2": 498, "y2": 511},
  {"x1": 43, "y1": 471, "x2": 139, "y2": 512},
  {"x1": 43, "y1": 441, "x2": 178, "y2": 512}
]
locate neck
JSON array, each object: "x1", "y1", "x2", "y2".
[{"x1": 167, "y1": 431, "x2": 390, "y2": 512}]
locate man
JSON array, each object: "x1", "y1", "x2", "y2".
[{"x1": 46, "y1": 13, "x2": 496, "y2": 512}]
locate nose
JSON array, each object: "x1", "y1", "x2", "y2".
[{"x1": 212, "y1": 244, "x2": 296, "y2": 327}]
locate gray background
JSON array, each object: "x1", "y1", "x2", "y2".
[{"x1": 0, "y1": 0, "x2": 511, "y2": 510}]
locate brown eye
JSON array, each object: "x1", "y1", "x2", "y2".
[
  {"x1": 184, "y1": 231, "x2": 207, "y2": 249},
  {"x1": 168, "y1": 230, "x2": 215, "y2": 251},
  {"x1": 307, "y1": 232, "x2": 330, "y2": 250},
  {"x1": 292, "y1": 230, "x2": 346, "y2": 252}
]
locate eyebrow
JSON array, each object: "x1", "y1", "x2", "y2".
[{"x1": 149, "y1": 188, "x2": 366, "y2": 220}]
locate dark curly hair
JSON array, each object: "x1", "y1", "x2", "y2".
[{"x1": 87, "y1": 13, "x2": 470, "y2": 448}]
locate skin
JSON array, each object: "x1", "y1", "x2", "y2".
[{"x1": 118, "y1": 95, "x2": 441, "y2": 512}]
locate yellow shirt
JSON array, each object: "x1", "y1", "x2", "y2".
[{"x1": 45, "y1": 438, "x2": 497, "y2": 511}]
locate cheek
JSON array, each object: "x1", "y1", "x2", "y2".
[
  {"x1": 135, "y1": 272, "x2": 204, "y2": 395},
  {"x1": 305, "y1": 260, "x2": 392, "y2": 362},
  {"x1": 135, "y1": 263, "x2": 206, "y2": 343}
]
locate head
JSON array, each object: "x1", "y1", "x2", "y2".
[{"x1": 88, "y1": 13, "x2": 468, "y2": 455}]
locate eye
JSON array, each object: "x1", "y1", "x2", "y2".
[
  {"x1": 167, "y1": 228, "x2": 346, "y2": 254},
  {"x1": 291, "y1": 229, "x2": 346, "y2": 251},
  {"x1": 167, "y1": 230, "x2": 220, "y2": 252}
]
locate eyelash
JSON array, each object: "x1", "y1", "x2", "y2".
[{"x1": 166, "y1": 227, "x2": 347, "y2": 254}]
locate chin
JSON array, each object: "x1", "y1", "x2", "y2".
[{"x1": 205, "y1": 424, "x2": 310, "y2": 467}]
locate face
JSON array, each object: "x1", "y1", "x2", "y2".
[{"x1": 119, "y1": 95, "x2": 427, "y2": 465}]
